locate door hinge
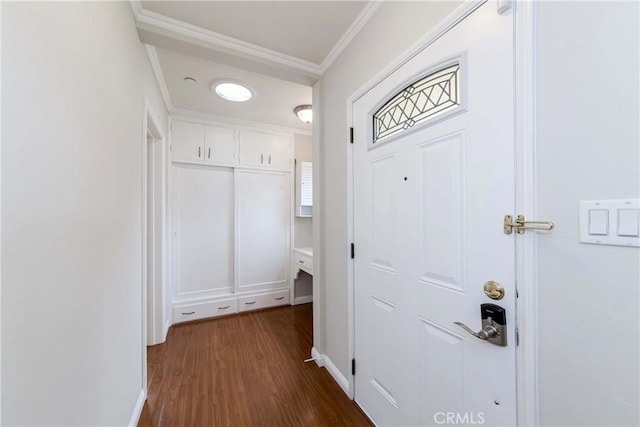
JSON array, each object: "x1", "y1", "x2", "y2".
[
  {"x1": 515, "y1": 327, "x2": 520, "y2": 347},
  {"x1": 350, "y1": 127, "x2": 354, "y2": 144},
  {"x1": 351, "y1": 358, "x2": 356, "y2": 375},
  {"x1": 350, "y1": 243, "x2": 355, "y2": 259},
  {"x1": 504, "y1": 214, "x2": 555, "y2": 235}
]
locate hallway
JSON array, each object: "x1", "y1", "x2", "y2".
[{"x1": 138, "y1": 304, "x2": 372, "y2": 426}]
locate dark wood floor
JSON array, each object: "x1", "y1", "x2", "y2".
[{"x1": 138, "y1": 304, "x2": 372, "y2": 427}]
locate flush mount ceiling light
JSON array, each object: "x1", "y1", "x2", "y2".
[
  {"x1": 213, "y1": 80, "x2": 253, "y2": 102},
  {"x1": 294, "y1": 105, "x2": 312, "y2": 124}
]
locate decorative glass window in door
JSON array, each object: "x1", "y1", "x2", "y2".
[{"x1": 373, "y1": 63, "x2": 460, "y2": 143}]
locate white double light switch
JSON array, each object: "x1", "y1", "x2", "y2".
[{"x1": 579, "y1": 199, "x2": 639, "y2": 247}]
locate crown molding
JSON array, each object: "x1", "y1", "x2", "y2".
[
  {"x1": 144, "y1": 44, "x2": 173, "y2": 111},
  {"x1": 131, "y1": 1, "x2": 383, "y2": 79},
  {"x1": 170, "y1": 108, "x2": 312, "y2": 136},
  {"x1": 320, "y1": 1, "x2": 383, "y2": 73},
  {"x1": 129, "y1": 0, "x2": 142, "y2": 19},
  {"x1": 133, "y1": 6, "x2": 322, "y2": 77}
]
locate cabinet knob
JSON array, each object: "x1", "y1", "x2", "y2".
[
  {"x1": 182, "y1": 311, "x2": 195, "y2": 316},
  {"x1": 218, "y1": 305, "x2": 230, "y2": 310},
  {"x1": 245, "y1": 301, "x2": 256, "y2": 305},
  {"x1": 208, "y1": 148, "x2": 211, "y2": 159},
  {"x1": 275, "y1": 296, "x2": 285, "y2": 301},
  {"x1": 198, "y1": 147, "x2": 201, "y2": 158},
  {"x1": 268, "y1": 155, "x2": 272, "y2": 164}
]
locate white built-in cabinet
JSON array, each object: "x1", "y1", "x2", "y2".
[
  {"x1": 171, "y1": 120, "x2": 236, "y2": 165},
  {"x1": 170, "y1": 119, "x2": 293, "y2": 324},
  {"x1": 238, "y1": 129, "x2": 291, "y2": 170}
]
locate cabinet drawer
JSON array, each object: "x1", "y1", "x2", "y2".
[
  {"x1": 238, "y1": 290, "x2": 290, "y2": 312},
  {"x1": 173, "y1": 298, "x2": 237, "y2": 323},
  {"x1": 294, "y1": 252, "x2": 313, "y2": 274}
]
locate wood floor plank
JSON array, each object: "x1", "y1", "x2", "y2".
[{"x1": 138, "y1": 304, "x2": 372, "y2": 427}]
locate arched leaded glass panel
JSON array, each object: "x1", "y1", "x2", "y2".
[{"x1": 373, "y1": 63, "x2": 460, "y2": 143}]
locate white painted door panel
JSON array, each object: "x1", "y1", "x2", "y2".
[
  {"x1": 172, "y1": 120, "x2": 204, "y2": 162},
  {"x1": 354, "y1": 2, "x2": 516, "y2": 426},
  {"x1": 173, "y1": 164, "x2": 234, "y2": 298},
  {"x1": 238, "y1": 129, "x2": 291, "y2": 169},
  {"x1": 204, "y1": 125, "x2": 236, "y2": 165},
  {"x1": 237, "y1": 170, "x2": 290, "y2": 290}
]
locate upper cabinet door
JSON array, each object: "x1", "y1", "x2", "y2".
[
  {"x1": 238, "y1": 130, "x2": 291, "y2": 170},
  {"x1": 172, "y1": 120, "x2": 204, "y2": 163},
  {"x1": 204, "y1": 125, "x2": 236, "y2": 165}
]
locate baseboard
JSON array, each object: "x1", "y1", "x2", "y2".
[
  {"x1": 294, "y1": 295, "x2": 313, "y2": 305},
  {"x1": 128, "y1": 389, "x2": 146, "y2": 427},
  {"x1": 163, "y1": 318, "x2": 171, "y2": 341},
  {"x1": 310, "y1": 347, "x2": 350, "y2": 398}
]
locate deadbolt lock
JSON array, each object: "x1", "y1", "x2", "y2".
[{"x1": 483, "y1": 281, "x2": 504, "y2": 300}]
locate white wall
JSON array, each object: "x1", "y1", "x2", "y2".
[
  {"x1": 318, "y1": 1, "x2": 461, "y2": 378},
  {"x1": 536, "y1": 2, "x2": 639, "y2": 425},
  {"x1": 2, "y1": 2, "x2": 168, "y2": 425}
]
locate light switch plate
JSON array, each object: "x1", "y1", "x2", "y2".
[{"x1": 579, "y1": 199, "x2": 640, "y2": 247}]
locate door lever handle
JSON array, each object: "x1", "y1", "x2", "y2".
[{"x1": 454, "y1": 322, "x2": 499, "y2": 340}]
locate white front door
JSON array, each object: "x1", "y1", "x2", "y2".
[{"x1": 353, "y1": 2, "x2": 517, "y2": 425}]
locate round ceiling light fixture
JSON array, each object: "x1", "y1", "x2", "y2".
[
  {"x1": 294, "y1": 105, "x2": 312, "y2": 124},
  {"x1": 212, "y1": 80, "x2": 253, "y2": 102}
]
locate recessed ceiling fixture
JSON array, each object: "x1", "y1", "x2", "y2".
[
  {"x1": 294, "y1": 105, "x2": 312, "y2": 124},
  {"x1": 213, "y1": 80, "x2": 253, "y2": 102}
]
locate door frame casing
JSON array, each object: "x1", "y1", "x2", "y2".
[
  {"x1": 141, "y1": 98, "x2": 168, "y2": 398},
  {"x1": 345, "y1": 1, "x2": 538, "y2": 425}
]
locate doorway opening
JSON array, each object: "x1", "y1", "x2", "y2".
[{"x1": 143, "y1": 101, "x2": 167, "y2": 352}]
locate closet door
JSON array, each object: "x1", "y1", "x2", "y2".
[
  {"x1": 237, "y1": 170, "x2": 290, "y2": 291},
  {"x1": 173, "y1": 164, "x2": 234, "y2": 299}
]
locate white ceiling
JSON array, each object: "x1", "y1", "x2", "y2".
[
  {"x1": 141, "y1": 1, "x2": 368, "y2": 65},
  {"x1": 133, "y1": 1, "x2": 380, "y2": 130},
  {"x1": 157, "y1": 47, "x2": 312, "y2": 130}
]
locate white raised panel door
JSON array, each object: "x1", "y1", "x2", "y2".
[
  {"x1": 173, "y1": 164, "x2": 234, "y2": 299},
  {"x1": 204, "y1": 125, "x2": 236, "y2": 165},
  {"x1": 237, "y1": 170, "x2": 290, "y2": 291},
  {"x1": 238, "y1": 129, "x2": 291, "y2": 169},
  {"x1": 172, "y1": 120, "x2": 204, "y2": 162},
  {"x1": 353, "y1": 2, "x2": 516, "y2": 426}
]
